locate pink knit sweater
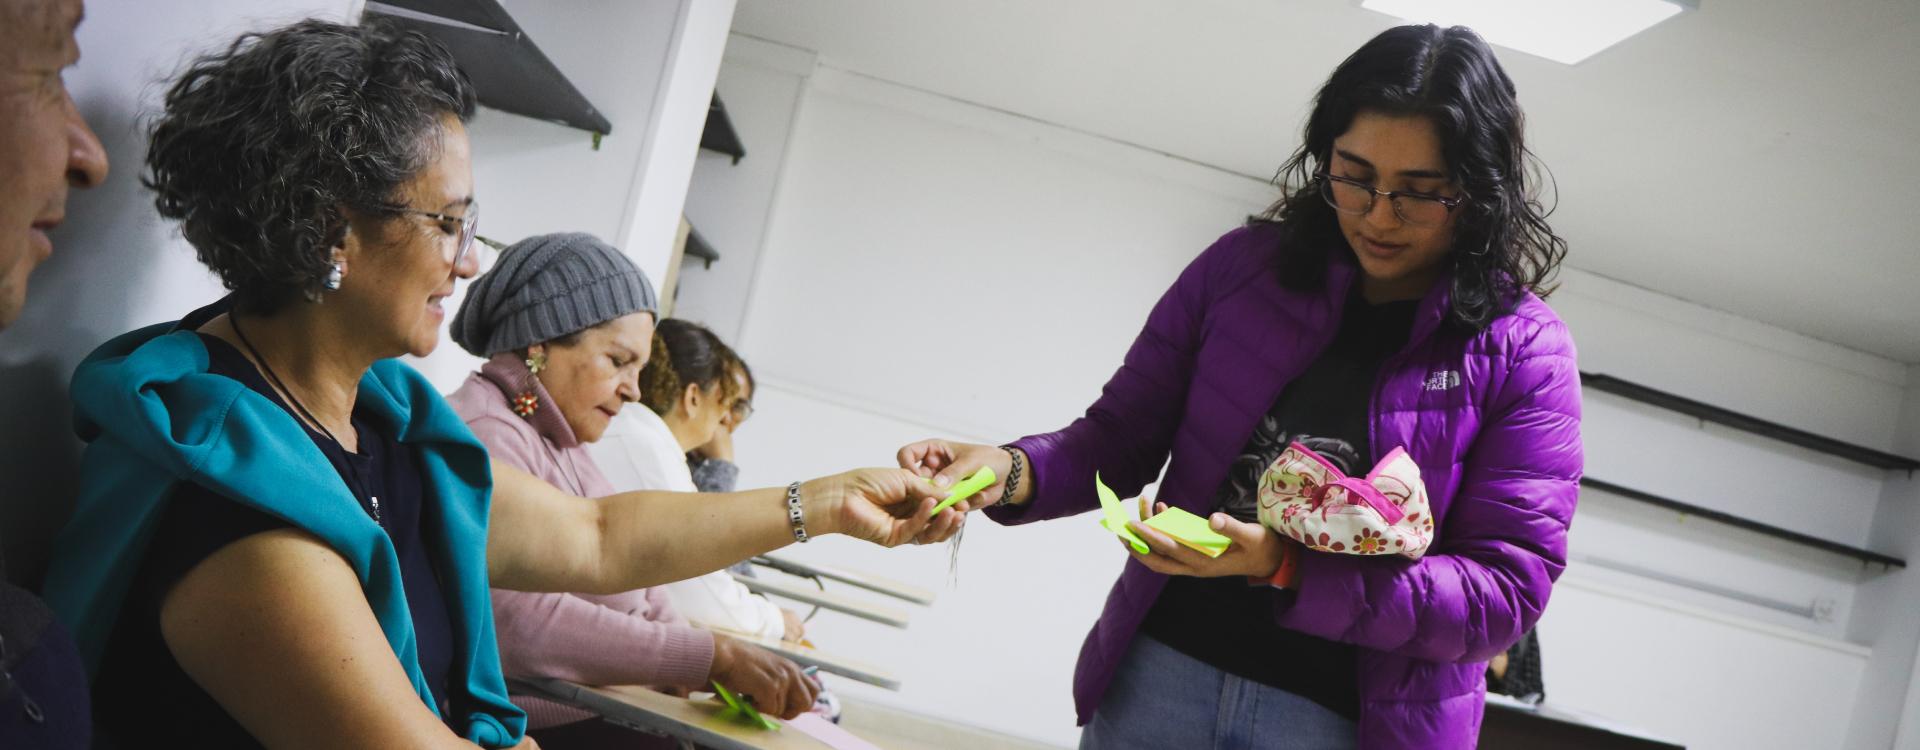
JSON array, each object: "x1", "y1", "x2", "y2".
[{"x1": 445, "y1": 354, "x2": 715, "y2": 729}]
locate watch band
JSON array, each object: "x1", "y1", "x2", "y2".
[{"x1": 786, "y1": 481, "x2": 809, "y2": 543}]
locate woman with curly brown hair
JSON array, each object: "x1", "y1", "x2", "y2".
[{"x1": 44, "y1": 19, "x2": 961, "y2": 749}]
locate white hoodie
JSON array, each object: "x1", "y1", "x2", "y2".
[{"x1": 588, "y1": 405, "x2": 788, "y2": 641}]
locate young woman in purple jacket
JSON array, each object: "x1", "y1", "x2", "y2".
[{"x1": 899, "y1": 24, "x2": 1581, "y2": 750}]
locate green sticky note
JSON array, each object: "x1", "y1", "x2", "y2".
[
  {"x1": 1095, "y1": 473, "x2": 1150, "y2": 554},
  {"x1": 928, "y1": 466, "x2": 997, "y2": 517},
  {"x1": 711, "y1": 681, "x2": 780, "y2": 731},
  {"x1": 1143, "y1": 506, "x2": 1232, "y2": 558}
]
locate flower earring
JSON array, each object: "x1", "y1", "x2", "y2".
[
  {"x1": 324, "y1": 261, "x2": 345, "y2": 291},
  {"x1": 513, "y1": 351, "x2": 547, "y2": 418}
]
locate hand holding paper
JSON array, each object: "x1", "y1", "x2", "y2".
[
  {"x1": 1094, "y1": 473, "x2": 1230, "y2": 557},
  {"x1": 896, "y1": 439, "x2": 1019, "y2": 509},
  {"x1": 1141, "y1": 505, "x2": 1232, "y2": 558},
  {"x1": 710, "y1": 681, "x2": 781, "y2": 731},
  {"x1": 1093, "y1": 473, "x2": 1291, "y2": 579},
  {"x1": 928, "y1": 466, "x2": 997, "y2": 516},
  {"x1": 1127, "y1": 505, "x2": 1293, "y2": 580}
]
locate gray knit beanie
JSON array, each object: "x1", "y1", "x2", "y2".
[{"x1": 451, "y1": 232, "x2": 659, "y2": 357}]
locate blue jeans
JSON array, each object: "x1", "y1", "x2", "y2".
[{"x1": 1079, "y1": 634, "x2": 1357, "y2": 750}]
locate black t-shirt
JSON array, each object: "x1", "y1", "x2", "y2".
[
  {"x1": 1138, "y1": 291, "x2": 1417, "y2": 721},
  {"x1": 92, "y1": 305, "x2": 456, "y2": 747}
]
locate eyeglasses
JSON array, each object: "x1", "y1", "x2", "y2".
[
  {"x1": 371, "y1": 200, "x2": 486, "y2": 270},
  {"x1": 728, "y1": 398, "x2": 754, "y2": 423},
  {"x1": 1316, "y1": 171, "x2": 1465, "y2": 228}
]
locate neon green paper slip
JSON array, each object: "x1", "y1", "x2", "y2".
[
  {"x1": 1095, "y1": 473, "x2": 1231, "y2": 557},
  {"x1": 1096, "y1": 473, "x2": 1149, "y2": 554},
  {"x1": 711, "y1": 681, "x2": 780, "y2": 731},
  {"x1": 927, "y1": 466, "x2": 997, "y2": 517},
  {"x1": 1142, "y1": 506, "x2": 1231, "y2": 558}
]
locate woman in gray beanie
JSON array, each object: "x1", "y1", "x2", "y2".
[
  {"x1": 444, "y1": 233, "x2": 820, "y2": 747},
  {"x1": 448, "y1": 231, "x2": 659, "y2": 442}
]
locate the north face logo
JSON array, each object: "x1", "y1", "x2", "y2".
[{"x1": 1423, "y1": 370, "x2": 1461, "y2": 391}]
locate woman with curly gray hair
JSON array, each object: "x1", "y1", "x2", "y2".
[{"x1": 43, "y1": 18, "x2": 963, "y2": 749}]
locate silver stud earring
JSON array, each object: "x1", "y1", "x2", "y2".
[{"x1": 324, "y1": 262, "x2": 344, "y2": 291}]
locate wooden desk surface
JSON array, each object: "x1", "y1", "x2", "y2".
[{"x1": 515, "y1": 679, "x2": 842, "y2": 750}]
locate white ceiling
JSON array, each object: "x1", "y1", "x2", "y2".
[{"x1": 733, "y1": 0, "x2": 1920, "y2": 363}]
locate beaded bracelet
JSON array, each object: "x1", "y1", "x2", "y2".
[{"x1": 996, "y1": 445, "x2": 1024, "y2": 507}]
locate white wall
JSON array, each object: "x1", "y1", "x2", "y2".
[
  {"x1": 675, "y1": 35, "x2": 817, "y2": 344},
  {"x1": 408, "y1": 0, "x2": 737, "y2": 392},
  {"x1": 1538, "y1": 574, "x2": 1869, "y2": 749},
  {"x1": 702, "y1": 61, "x2": 1270, "y2": 748},
  {"x1": 694, "y1": 46, "x2": 1918, "y2": 749},
  {"x1": 1553, "y1": 273, "x2": 1898, "y2": 640},
  {"x1": 0, "y1": 0, "x2": 361, "y2": 586},
  {"x1": 1847, "y1": 371, "x2": 1920, "y2": 750},
  {"x1": 616, "y1": 0, "x2": 737, "y2": 298}
]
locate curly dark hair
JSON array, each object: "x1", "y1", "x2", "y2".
[
  {"x1": 1258, "y1": 24, "x2": 1567, "y2": 330},
  {"x1": 143, "y1": 18, "x2": 477, "y2": 313},
  {"x1": 638, "y1": 319, "x2": 742, "y2": 417}
]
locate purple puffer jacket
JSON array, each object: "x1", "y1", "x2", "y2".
[{"x1": 986, "y1": 223, "x2": 1582, "y2": 748}]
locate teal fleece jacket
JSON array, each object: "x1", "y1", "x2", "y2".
[{"x1": 43, "y1": 318, "x2": 526, "y2": 746}]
